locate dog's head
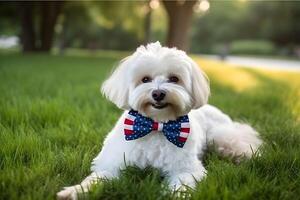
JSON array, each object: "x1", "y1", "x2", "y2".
[{"x1": 101, "y1": 42, "x2": 210, "y2": 121}]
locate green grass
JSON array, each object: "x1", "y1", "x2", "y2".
[{"x1": 0, "y1": 51, "x2": 300, "y2": 200}]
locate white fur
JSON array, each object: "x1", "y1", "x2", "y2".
[{"x1": 57, "y1": 42, "x2": 262, "y2": 200}]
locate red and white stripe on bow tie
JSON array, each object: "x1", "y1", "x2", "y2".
[
  {"x1": 124, "y1": 114, "x2": 136, "y2": 135},
  {"x1": 178, "y1": 122, "x2": 190, "y2": 142},
  {"x1": 152, "y1": 122, "x2": 164, "y2": 131}
]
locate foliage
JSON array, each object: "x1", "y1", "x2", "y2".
[
  {"x1": 0, "y1": 2, "x2": 19, "y2": 35},
  {"x1": 248, "y1": 1, "x2": 300, "y2": 46},
  {"x1": 86, "y1": 1, "x2": 146, "y2": 38},
  {"x1": 0, "y1": 50, "x2": 300, "y2": 199},
  {"x1": 56, "y1": 2, "x2": 144, "y2": 51},
  {"x1": 191, "y1": 1, "x2": 247, "y2": 53},
  {"x1": 230, "y1": 40, "x2": 276, "y2": 55},
  {"x1": 191, "y1": 1, "x2": 300, "y2": 54}
]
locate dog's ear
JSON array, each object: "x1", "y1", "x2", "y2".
[
  {"x1": 101, "y1": 57, "x2": 131, "y2": 109},
  {"x1": 189, "y1": 59, "x2": 210, "y2": 109}
]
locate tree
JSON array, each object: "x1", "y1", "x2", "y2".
[
  {"x1": 162, "y1": 0, "x2": 197, "y2": 51},
  {"x1": 40, "y1": 1, "x2": 63, "y2": 51},
  {"x1": 18, "y1": 1, "x2": 63, "y2": 52},
  {"x1": 19, "y1": 2, "x2": 36, "y2": 52}
]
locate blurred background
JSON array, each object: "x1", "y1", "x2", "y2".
[{"x1": 1, "y1": 0, "x2": 300, "y2": 59}]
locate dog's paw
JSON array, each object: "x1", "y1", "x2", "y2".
[
  {"x1": 173, "y1": 185, "x2": 192, "y2": 199},
  {"x1": 57, "y1": 187, "x2": 77, "y2": 200}
]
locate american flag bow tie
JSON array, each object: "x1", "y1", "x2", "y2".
[{"x1": 124, "y1": 110, "x2": 190, "y2": 148}]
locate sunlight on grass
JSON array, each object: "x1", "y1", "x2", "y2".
[
  {"x1": 196, "y1": 57, "x2": 300, "y2": 122},
  {"x1": 195, "y1": 57, "x2": 260, "y2": 92},
  {"x1": 257, "y1": 70, "x2": 300, "y2": 122}
]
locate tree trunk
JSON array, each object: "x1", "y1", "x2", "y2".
[
  {"x1": 19, "y1": 2, "x2": 36, "y2": 52},
  {"x1": 39, "y1": 1, "x2": 63, "y2": 52},
  {"x1": 162, "y1": 0, "x2": 197, "y2": 51},
  {"x1": 143, "y1": 3, "x2": 152, "y2": 45},
  {"x1": 58, "y1": 15, "x2": 68, "y2": 55}
]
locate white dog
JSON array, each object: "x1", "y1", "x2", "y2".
[{"x1": 57, "y1": 42, "x2": 262, "y2": 199}]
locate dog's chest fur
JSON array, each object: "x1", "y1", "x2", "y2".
[
  {"x1": 125, "y1": 112, "x2": 206, "y2": 173},
  {"x1": 129, "y1": 132, "x2": 182, "y2": 169}
]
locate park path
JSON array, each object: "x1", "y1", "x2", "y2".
[{"x1": 200, "y1": 55, "x2": 300, "y2": 72}]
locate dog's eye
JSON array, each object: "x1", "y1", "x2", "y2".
[
  {"x1": 168, "y1": 76, "x2": 179, "y2": 83},
  {"x1": 141, "y1": 76, "x2": 152, "y2": 83}
]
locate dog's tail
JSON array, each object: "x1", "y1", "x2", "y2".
[{"x1": 202, "y1": 105, "x2": 262, "y2": 159}]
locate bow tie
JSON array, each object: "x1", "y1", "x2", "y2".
[{"x1": 123, "y1": 110, "x2": 190, "y2": 148}]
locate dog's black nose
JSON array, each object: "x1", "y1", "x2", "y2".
[{"x1": 152, "y1": 90, "x2": 166, "y2": 102}]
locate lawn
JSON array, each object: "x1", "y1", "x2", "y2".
[{"x1": 0, "y1": 50, "x2": 300, "y2": 200}]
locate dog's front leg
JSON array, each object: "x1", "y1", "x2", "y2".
[
  {"x1": 56, "y1": 171, "x2": 113, "y2": 200},
  {"x1": 56, "y1": 151, "x2": 124, "y2": 200},
  {"x1": 167, "y1": 160, "x2": 207, "y2": 191}
]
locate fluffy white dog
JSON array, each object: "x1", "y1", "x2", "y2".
[{"x1": 57, "y1": 42, "x2": 262, "y2": 199}]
